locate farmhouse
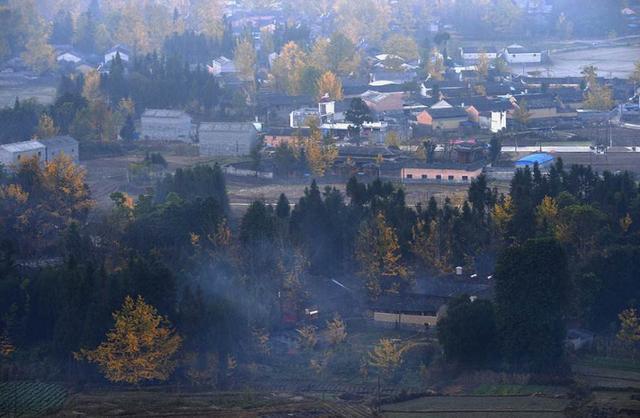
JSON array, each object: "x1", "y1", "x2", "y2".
[
  {"x1": 412, "y1": 107, "x2": 470, "y2": 131},
  {"x1": 198, "y1": 122, "x2": 259, "y2": 157},
  {"x1": 141, "y1": 109, "x2": 193, "y2": 142},
  {"x1": 54, "y1": 45, "x2": 84, "y2": 64},
  {"x1": 104, "y1": 45, "x2": 130, "y2": 64}
]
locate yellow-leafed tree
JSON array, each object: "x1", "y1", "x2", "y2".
[
  {"x1": 356, "y1": 212, "x2": 409, "y2": 298},
  {"x1": 316, "y1": 71, "x2": 343, "y2": 101},
  {"x1": 304, "y1": 121, "x2": 338, "y2": 177},
  {"x1": 75, "y1": 295, "x2": 182, "y2": 384},
  {"x1": 36, "y1": 114, "x2": 59, "y2": 139},
  {"x1": 368, "y1": 338, "x2": 403, "y2": 378},
  {"x1": 617, "y1": 308, "x2": 640, "y2": 345}
]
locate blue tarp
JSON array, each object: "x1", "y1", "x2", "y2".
[{"x1": 515, "y1": 153, "x2": 554, "y2": 167}]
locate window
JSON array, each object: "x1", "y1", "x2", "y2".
[
  {"x1": 462, "y1": 176, "x2": 469, "y2": 181},
  {"x1": 38, "y1": 152, "x2": 41, "y2": 157},
  {"x1": 406, "y1": 174, "x2": 413, "y2": 179},
  {"x1": 512, "y1": 54, "x2": 516, "y2": 58},
  {"x1": 448, "y1": 175, "x2": 455, "y2": 181},
  {"x1": 436, "y1": 175, "x2": 442, "y2": 180},
  {"x1": 421, "y1": 174, "x2": 427, "y2": 179},
  {"x1": 17, "y1": 155, "x2": 21, "y2": 160}
]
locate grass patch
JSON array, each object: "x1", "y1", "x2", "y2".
[{"x1": 579, "y1": 356, "x2": 640, "y2": 373}]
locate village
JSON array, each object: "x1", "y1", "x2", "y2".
[{"x1": 1, "y1": 1, "x2": 640, "y2": 417}]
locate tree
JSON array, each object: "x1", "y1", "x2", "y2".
[
  {"x1": 304, "y1": 121, "x2": 338, "y2": 177},
  {"x1": 120, "y1": 114, "x2": 136, "y2": 141},
  {"x1": 494, "y1": 238, "x2": 569, "y2": 372},
  {"x1": 315, "y1": 71, "x2": 343, "y2": 101},
  {"x1": 512, "y1": 100, "x2": 532, "y2": 129},
  {"x1": 489, "y1": 136, "x2": 502, "y2": 162},
  {"x1": 234, "y1": 36, "x2": 257, "y2": 83},
  {"x1": 334, "y1": 0, "x2": 391, "y2": 45},
  {"x1": 345, "y1": 98, "x2": 372, "y2": 138},
  {"x1": 82, "y1": 70, "x2": 102, "y2": 102},
  {"x1": 584, "y1": 84, "x2": 614, "y2": 111},
  {"x1": 297, "y1": 325, "x2": 318, "y2": 351},
  {"x1": 356, "y1": 212, "x2": 409, "y2": 298},
  {"x1": 22, "y1": 37, "x2": 55, "y2": 74},
  {"x1": 493, "y1": 57, "x2": 509, "y2": 75},
  {"x1": 326, "y1": 314, "x2": 347, "y2": 346},
  {"x1": 477, "y1": 51, "x2": 490, "y2": 78},
  {"x1": 271, "y1": 41, "x2": 307, "y2": 95},
  {"x1": 384, "y1": 131, "x2": 401, "y2": 148},
  {"x1": 437, "y1": 296, "x2": 497, "y2": 368},
  {"x1": 631, "y1": 60, "x2": 640, "y2": 84},
  {"x1": 383, "y1": 34, "x2": 419, "y2": 61},
  {"x1": 368, "y1": 338, "x2": 402, "y2": 379},
  {"x1": 36, "y1": 114, "x2": 59, "y2": 139},
  {"x1": 426, "y1": 48, "x2": 445, "y2": 81},
  {"x1": 617, "y1": 308, "x2": 640, "y2": 356},
  {"x1": 75, "y1": 295, "x2": 182, "y2": 384}
]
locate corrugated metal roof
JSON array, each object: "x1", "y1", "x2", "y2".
[
  {"x1": 1, "y1": 141, "x2": 45, "y2": 153},
  {"x1": 142, "y1": 109, "x2": 190, "y2": 119},
  {"x1": 38, "y1": 136, "x2": 79, "y2": 148}
]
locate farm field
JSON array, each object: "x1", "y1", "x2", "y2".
[
  {"x1": 0, "y1": 381, "x2": 66, "y2": 416},
  {"x1": 0, "y1": 73, "x2": 57, "y2": 107},
  {"x1": 380, "y1": 395, "x2": 569, "y2": 418},
  {"x1": 57, "y1": 389, "x2": 373, "y2": 417}
]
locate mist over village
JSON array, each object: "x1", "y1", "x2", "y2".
[{"x1": 1, "y1": 0, "x2": 640, "y2": 416}]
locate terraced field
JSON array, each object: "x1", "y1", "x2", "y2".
[{"x1": 0, "y1": 381, "x2": 66, "y2": 417}]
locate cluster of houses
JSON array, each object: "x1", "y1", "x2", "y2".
[{"x1": 54, "y1": 44, "x2": 131, "y2": 75}]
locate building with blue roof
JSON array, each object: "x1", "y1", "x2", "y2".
[{"x1": 515, "y1": 153, "x2": 555, "y2": 168}]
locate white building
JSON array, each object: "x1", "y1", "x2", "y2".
[
  {"x1": 141, "y1": 109, "x2": 192, "y2": 142},
  {"x1": 503, "y1": 45, "x2": 542, "y2": 64},
  {"x1": 198, "y1": 122, "x2": 258, "y2": 157},
  {"x1": 39, "y1": 136, "x2": 79, "y2": 164},
  {"x1": 104, "y1": 45, "x2": 131, "y2": 64},
  {"x1": 55, "y1": 46, "x2": 83, "y2": 64},
  {"x1": 0, "y1": 136, "x2": 80, "y2": 169},
  {"x1": 208, "y1": 56, "x2": 237, "y2": 76},
  {"x1": 0, "y1": 141, "x2": 46, "y2": 167},
  {"x1": 479, "y1": 111, "x2": 508, "y2": 133},
  {"x1": 459, "y1": 47, "x2": 498, "y2": 62}
]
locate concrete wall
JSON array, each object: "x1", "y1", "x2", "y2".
[
  {"x1": 45, "y1": 143, "x2": 79, "y2": 164},
  {"x1": 402, "y1": 167, "x2": 483, "y2": 183},
  {"x1": 141, "y1": 116, "x2": 192, "y2": 142},
  {"x1": 505, "y1": 52, "x2": 542, "y2": 64},
  {"x1": 373, "y1": 311, "x2": 439, "y2": 328}
]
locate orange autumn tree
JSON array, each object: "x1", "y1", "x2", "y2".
[
  {"x1": 355, "y1": 212, "x2": 409, "y2": 298},
  {"x1": 75, "y1": 295, "x2": 182, "y2": 384}
]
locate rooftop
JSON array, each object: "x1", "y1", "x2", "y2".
[
  {"x1": 516, "y1": 153, "x2": 555, "y2": 166},
  {"x1": 142, "y1": 109, "x2": 190, "y2": 119},
  {"x1": 199, "y1": 122, "x2": 258, "y2": 133},
  {"x1": 1, "y1": 140, "x2": 45, "y2": 153},
  {"x1": 38, "y1": 136, "x2": 79, "y2": 148}
]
